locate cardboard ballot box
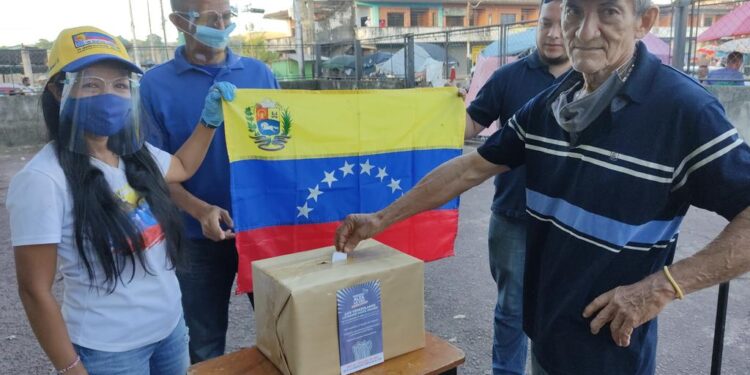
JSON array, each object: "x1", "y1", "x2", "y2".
[{"x1": 252, "y1": 240, "x2": 425, "y2": 375}]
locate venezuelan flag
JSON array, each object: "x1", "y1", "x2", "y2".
[{"x1": 223, "y1": 88, "x2": 464, "y2": 293}]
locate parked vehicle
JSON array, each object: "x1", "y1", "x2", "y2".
[{"x1": 0, "y1": 83, "x2": 26, "y2": 96}]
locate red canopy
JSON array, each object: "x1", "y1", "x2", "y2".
[
  {"x1": 642, "y1": 33, "x2": 671, "y2": 64},
  {"x1": 698, "y1": 2, "x2": 750, "y2": 42}
]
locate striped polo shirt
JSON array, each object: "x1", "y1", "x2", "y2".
[{"x1": 478, "y1": 41, "x2": 750, "y2": 375}]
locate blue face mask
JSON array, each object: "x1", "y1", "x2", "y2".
[
  {"x1": 61, "y1": 94, "x2": 132, "y2": 137},
  {"x1": 193, "y1": 22, "x2": 236, "y2": 49}
]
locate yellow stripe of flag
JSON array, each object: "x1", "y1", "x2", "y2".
[{"x1": 223, "y1": 87, "x2": 465, "y2": 162}]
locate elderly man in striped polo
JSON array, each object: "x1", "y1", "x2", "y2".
[{"x1": 334, "y1": 0, "x2": 750, "y2": 373}]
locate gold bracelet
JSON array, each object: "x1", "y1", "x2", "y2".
[{"x1": 663, "y1": 266, "x2": 684, "y2": 300}]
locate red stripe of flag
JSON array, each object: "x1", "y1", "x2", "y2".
[{"x1": 235, "y1": 209, "x2": 458, "y2": 293}]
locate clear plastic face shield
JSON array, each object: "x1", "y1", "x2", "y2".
[
  {"x1": 173, "y1": 6, "x2": 237, "y2": 51},
  {"x1": 59, "y1": 62, "x2": 147, "y2": 156}
]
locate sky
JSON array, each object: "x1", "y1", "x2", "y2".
[
  {"x1": 2, "y1": 0, "x2": 676, "y2": 47},
  {"x1": 0, "y1": 0, "x2": 292, "y2": 47}
]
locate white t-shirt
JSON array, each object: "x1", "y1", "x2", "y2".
[{"x1": 6, "y1": 143, "x2": 182, "y2": 352}]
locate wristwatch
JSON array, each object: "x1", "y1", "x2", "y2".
[{"x1": 200, "y1": 118, "x2": 220, "y2": 129}]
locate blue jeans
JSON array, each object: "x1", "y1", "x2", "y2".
[
  {"x1": 177, "y1": 239, "x2": 253, "y2": 364},
  {"x1": 74, "y1": 317, "x2": 189, "y2": 375},
  {"x1": 488, "y1": 212, "x2": 528, "y2": 375}
]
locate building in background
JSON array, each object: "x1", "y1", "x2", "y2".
[
  {"x1": 355, "y1": 0, "x2": 538, "y2": 30},
  {"x1": 653, "y1": 2, "x2": 735, "y2": 41},
  {"x1": 263, "y1": 0, "x2": 539, "y2": 80}
]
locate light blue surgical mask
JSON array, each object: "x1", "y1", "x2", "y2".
[{"x1": 192, "y1": 22, "x2": 236, "y2": 49}]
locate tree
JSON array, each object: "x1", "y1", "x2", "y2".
[
  {"x1": 34, "y1": 39, "x2": 54, "y2": 49},
  {"x1": 232, "y1": 34, "x2": 279, "y2": 65},
  {"x1": 117, "y1": 36, "x2": 133, "y2": 49},
  {"x1": 145, "y1": 34, "x2": 164, "y2": 46}
]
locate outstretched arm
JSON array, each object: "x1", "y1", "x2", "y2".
[{"x1": 335, "y1": 151, "x2": 509, "y2": 252}]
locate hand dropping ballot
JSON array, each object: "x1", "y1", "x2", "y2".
[{"x1": 252, "y1": 240, "x2": 425, "y2": 375}]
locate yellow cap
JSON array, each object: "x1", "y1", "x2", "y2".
[{"x1": 47, "y1": 26, "x2": 142, "y2": 78}]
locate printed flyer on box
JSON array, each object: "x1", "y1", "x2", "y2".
[{"x1": 337, "y1": 280, "x2": 384, "y2": 374}]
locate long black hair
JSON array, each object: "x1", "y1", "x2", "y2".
[{"x1": 42, "y1": 73, "x2": 184, "y2": 293}]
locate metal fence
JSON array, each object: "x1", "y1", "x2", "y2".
[
  {"x1": 122, "y1": 19, "x2": 539, "y2": 88},
  {"x1": 0, "y1": 48, "x2": 47, "y2": 86},
  {"x1": 0, "y1": 23, "x2": 533, "y2": 87},
  {"x1": 309, "y1": 20, "x2": 538, "y2": 87},
  {"x1": 126, "y1": 0, "x2": 747, "y2": 87},
  {"x1": 5, "y1": 0, "x2": 748, "y2": 89}
]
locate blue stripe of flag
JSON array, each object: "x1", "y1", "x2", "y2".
[{"x1": 230, "y1": 149, "x2": 461, "y2": 232}]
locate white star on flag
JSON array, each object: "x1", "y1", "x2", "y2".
[
  {"x1": 298, "y1": 161, "x2": 408, "y2": 218},
  {"x1": 387, "y1": 178, "x2": 402, "y2": 193},
  {"x1": 322, "y1": 170, "x2": 338, "y2": 188},
  {"x1": 339, "y1": 161, "x2": 355, "y2": 177},
  {"x1": 376, "y1": 167, "x2": 388, "y2": 182},
  {"x1": 307, "y1": 185, "x2": 323, "y2": 202},
  {"x1": 360, "y1": 160, "x2": 374, "y2": 175},
  {"x1": 297, "y1": 202, "x2": 313, "y2": 218}
]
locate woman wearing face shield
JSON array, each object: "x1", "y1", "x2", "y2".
[{"x1": 5, "y1": 26, "x2": 236, "y2": 375}]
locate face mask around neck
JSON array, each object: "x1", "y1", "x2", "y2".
[{"x1": 550, "y1": 57, "x2": 636, "y2": 146}]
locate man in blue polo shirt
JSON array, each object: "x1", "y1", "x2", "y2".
[
  {"x1": 335, "y1": 0, "x2": 750, "y2": 373},
  {"x1": 464, "y1": 0, "x2": 569, "y2": 373},
  {"x1": 140, "y1": 0, "x2": 279, "y2": 364},
  {"x1": 706, "y1": 51, "x2": 745, "y2": 86}
]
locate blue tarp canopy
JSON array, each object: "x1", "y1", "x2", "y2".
[
  {"x1": 321, "y1": 55, "x2": 355, "y2": 70},
  {"x1": 414, "y1": 43, "x2": 459, "y2": 65},
  {"x1": 363, "y1": 52, "x2": 393, "y2": 68},
  {"x1": 481, "y1": 27, "x2": 537, "y2": 57},
  {"x1": 322, "y1": 52, "x2": 394, "y2": 72}
]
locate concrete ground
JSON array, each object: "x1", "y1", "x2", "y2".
[{"x1": 1, "y1": 145, "x2": 748, "y2": 374}]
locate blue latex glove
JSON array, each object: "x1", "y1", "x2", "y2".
[{"x1": 200, "y1": 81, "x2": 236, "y2": 128}]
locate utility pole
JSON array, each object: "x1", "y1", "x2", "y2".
[
  {"x1": 147, "y1": 0, "x2": 156, "y2": 64},
  {"x1": 159, "y1": 0, "x2": 170, "y2": 60},
  {"x1": 671, "y1": 0, "x2": 691, "y2": 72},
  {"x1": 128, "y1": 0, "x2": 141, "y2": 67},
  {"x1": 293, "y1": 0, "x2": 305, "y2": 78},
  {"x1": 405, "y1": 34, "x2": 415, "y2": 88},
  {"x1": 465, "y1": 1, "x2": 471, "y2": 27}
]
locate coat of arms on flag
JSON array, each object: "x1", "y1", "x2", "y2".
[
  {"x1": 222, "y1": 88, "x2": 465, "y2": 293},
  {"x1": 244, "y1": 99, "x2": 292, "y2": 151}
]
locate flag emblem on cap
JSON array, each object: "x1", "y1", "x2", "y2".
[{"x1": 72, "y1": 32, "x2": 118, "y2": 50}]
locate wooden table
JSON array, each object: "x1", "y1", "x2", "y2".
[{"x1": 188, "y1": 332, "x2": 465, "y2": 375}]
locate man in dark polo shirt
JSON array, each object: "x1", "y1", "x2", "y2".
[
  {"x1": 464, "y1": 1, "x2": 569, "y2": 373},
  {"x1": 335, "y1": 0, "x2": 750, "y2": 373}
]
